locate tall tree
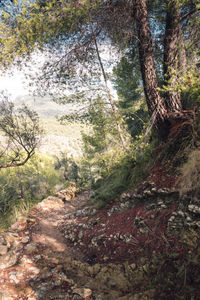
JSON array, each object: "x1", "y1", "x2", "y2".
[
  {"x1": 163, "y1": 0, "x2": 186, "y2": 111},
  {"x1": 0, "y1": 0, "x2": 199, "y2": 139},
  {"x1": 132, "y1": 0, "x2": 168, "y2": 137}
]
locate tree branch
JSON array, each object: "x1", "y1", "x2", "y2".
[
  {"x1": 180, "y1": 8, "x2": 200, "y2": 22},
  {"x1": 0, "y1": 149, "x2": 34, "y2": 169}
]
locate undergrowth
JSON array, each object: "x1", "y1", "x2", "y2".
[
  {"x1": 0, "y1": 152, "x2": 67, "y2": 229},
  {"x1": 179, "y1": 148, "x2": 200, "y2": 198},
  {"x1": 90, "y1": 142, "x2": 152, "y2": 207}
]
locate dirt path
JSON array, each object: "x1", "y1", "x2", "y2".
[
  {"x1": 0, "y1": 184, "x2": 188, "y2": 299},
  {"x1": 0, "y1": 188, "x2": 94, "y2": 300}
]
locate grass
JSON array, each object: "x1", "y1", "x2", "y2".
[
  {"x1": 41, "y1": 118, "x2": 89, "y2": 138},
  {"x1": 90, "y1": 147, "x2": 151, "y2": 207}
]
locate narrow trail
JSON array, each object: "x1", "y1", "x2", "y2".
[
  {"x1": 30, "y1": 190, "x2": 90, "y2": 259},
  {"x1": 0, "y1": 188, "x2": 95, "y2": 300},
  {"x1": 0, "y1": 183, "x2": 196, "y2": 299}
]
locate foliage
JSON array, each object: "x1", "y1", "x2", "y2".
[
  {"x1": 54, "y1": 152, "x2": 80, "y2": 183},
  {"x1": 0, "y1": 94, "x2": 43, "y2": 168},
  {"x1": 112, "y1": 49, "x2": 149, "y2": 138},
  {"x1": 0, "y1": 0, "x2": 199, "y2": 141},
  {"x1": 179, "y1": 148, "x2": 200, "y2": 198},
  {"x1": 0, "y1": 0, "x2": 101, "y2": 69},
  {"x1": 78, "y1": 95, "x2": 129, "y2": 187},
  {"x1": 0, "y1": 152, "x2": 63, "y2": 229},
  {"x1": 90, "y1": 140, "x2": 152, "y2": 207},
  {"x1": 148, "y1": 246, "x2": 200, "y2": 299},
  {"x1": 180, "y1": 68, "x2": 200, "y2": 109}
]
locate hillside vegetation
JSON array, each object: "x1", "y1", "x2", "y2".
[{"x1": 0, "y1": 0, "x2": 200, "y2": 299}]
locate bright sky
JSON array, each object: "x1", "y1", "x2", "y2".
[
  {"x1": 0, "y1": 71, "x2": 28, "y2": 99},
  {"x1": 0, "y1": 44, "x2": 119, "y2": 101}
]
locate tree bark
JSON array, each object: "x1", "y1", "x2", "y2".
[
  {"x1": 132, "y1": 0, "x2": 168, "y2": 136},
  {"x1": 163, "y1": 0, "x2": 186, "y2": 112}
]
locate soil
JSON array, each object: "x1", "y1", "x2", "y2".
[
  {"x1": 0, "y1": 189, "x2": 94, "y2": 300},
  {"x1": 0, "y1": 183, "x2": 199, "y2": 300}
]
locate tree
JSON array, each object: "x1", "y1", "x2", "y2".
[
  {"x1": 106, "y1": 0, "x2": 199, "y2": 138},
  {"x1": 0, "y1": 94, "x2": 43, "y2": 168},
  {"x1": 0, "y1": 0, "x2": 199, "y2": 140},
  {"x1": 113, "y1": 47, "x2": 149, "y2": 138}
]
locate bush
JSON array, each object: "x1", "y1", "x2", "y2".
[
  {"x1": 0, "y1": 153, "x2": 62, "y2": 229},
  {"x1": 179, "y1": 149, "x2": 200, "y2": 197}
]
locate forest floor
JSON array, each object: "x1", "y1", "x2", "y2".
[{"x1": 0, "y1": 179, "x2": 200, "y2": 300}]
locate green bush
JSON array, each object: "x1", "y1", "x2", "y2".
[
  {"x1": 179, "y1": 149, "x2": 200, "y2": 198},
  {"x1": 0, "y1": 152, "x2": 61, "y2": 228}
]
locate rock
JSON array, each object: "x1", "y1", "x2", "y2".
[
  {"x1": 4, "y1": 232, "x2": 18, "y2": 246},
  {"x1": 0, "y1": 245, "x2": 8, "y2": 256},
  {"x1": 73, "y1": 288, "x2": 92, "y2": 299},
  {"x1": 40, "y1": 268, "x2": 52, "y2": 279},
  {"x1": 72, "y1": 295, "x2": 82, "y2": 300},
  {"x1": 78, "y1": 231, "x2": 83, "y2": 239},
  {"x1": 25, "y1": 243, "x2": 38, "y2": 254},
  {"x1": 21, "y1": 236, "x2": 29, "y2": 243},
  {"x1": 9, "y1": 272, "x2": 20, "y2": 284},
  {"x1": 188, "y1": 204, "x2": 200, "y2": 214},
  {"x1": 118, "y1": 295, "x2": 135, "y2": 300},
  {"x1": 95, "y1": 296, "x2": 103, "y2": 300},
  {"x1": 132, "y1": 289, "x2": 155, "y2": 300},
  {"x1": 11, "y1": 221, "x2": 27, "y2": 231},
  {"x1": 0, "y1": 252, "x2": 18, "y2": 269}
]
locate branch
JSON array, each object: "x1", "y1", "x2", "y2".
[
  {"x1": 0, "y1": 149, "x2": 34, "y2": 169},
  {"x1": 180, "y1": 8, "x2": 200, "y2": 22}
]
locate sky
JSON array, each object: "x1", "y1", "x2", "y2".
[
  {"x1": 0, "y1": 71, "x2": 28, "y2": 99},
  {"x1": 0, "y1": 44, "x2": 119, "y2": 101}
]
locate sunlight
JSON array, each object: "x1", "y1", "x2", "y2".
[{"x1": 0, "y1": 71, "x2": 28, "y2": 98}]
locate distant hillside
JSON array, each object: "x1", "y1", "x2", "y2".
[
  {"x1": 15, "y1": 95, "x2": 75, "y2": 119},
  {"x1": 40, "y1": 119, "x2": 89, "y2": 157},
  {"x1": 14, "y1": 95, "x2": 89, "y2": 157}
]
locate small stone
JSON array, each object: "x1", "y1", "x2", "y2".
[
  {"x1": 0, "y1": 252, "x2": 18, "y2": 269},
  {"x1": 21, "y1": 236, "x2": 29, "y2": 243},
  {"x1": 9, "y1": 273, "x2": 20, "y2": 284},
  {"x1": 11, "y1": 221, "x2": 27, "y2": 231},
  {"x1": 0, "y1": 245, "x2": 8, "y2": 256},
  {"x1": 73, "y1": 288, "x2": 92, "y2": 299},
  {"x1": 130, "y1": 263, "x2": 136, "y2": 271},
  {"x1": 25, "y1": 243, "x2": 37, "y2": 254},
  {"x1": 55, "y1": 264, "x2": 63, "y2": 271},
  {"x1": 177, "y1": 210, "x2": 185, "y2": 217},
  {"x1": 78, "y1": 231, "x2": 83, "y2": 239},
  {"x1": 29, "y1": 266, "x2": 40, "y2": 274},
  {"x1": 188, "y1": 204, "x2": 200, "y2": 214},
  {"x1": 34, "y1": 255, "x2": 41, "y2": 261}
]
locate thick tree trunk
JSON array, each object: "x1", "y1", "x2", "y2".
[
  {"x1": 163, "y1": 0, "x2": 186, "y2": 112},
  {"x1": 132, "y1": 0, "x2": 168, "y2": 136}
]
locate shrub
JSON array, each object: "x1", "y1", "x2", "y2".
[{"x1": 179, "y1": 149, "x2": 200, "y2": 197}]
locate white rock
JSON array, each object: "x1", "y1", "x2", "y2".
[
  {"x1": 21, "y1": 236, "x2": 29, "y2": 243},
  {"x1": 73, "y1": 288, "x2": 92, "y2": 298},
  {"x1": 25, "y1": 243, "x2": 37, "y2": 254},
  {"x1": 0, "y1": 245, "x2": 8, "y2": 256}
]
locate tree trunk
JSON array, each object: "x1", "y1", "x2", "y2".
[
  {"x1": 132, "y1": 0, "x2": 168, "y2": 137},
  {"x1": 163, "y1": 0, "x2": 186, "y2": 112}
]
